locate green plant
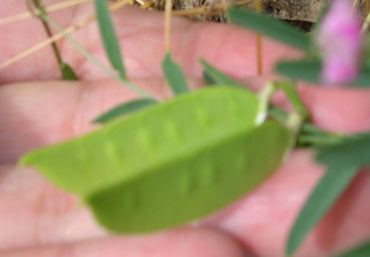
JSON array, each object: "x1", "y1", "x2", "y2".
[{"x1": 1, "y1": 0, "x2": 368, "y2": 256}]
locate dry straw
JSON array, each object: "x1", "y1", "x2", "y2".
[{"x1": 0, "y1": 0, "x2": 252, "y2": 71}]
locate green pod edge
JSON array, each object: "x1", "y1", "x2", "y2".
[
  {"x1": 19, "y1": 87, "x2": 292, "y2": 233},
  {"x1": 19, "y1": 87, "x2": 260, "y2": 196},
  {"x1": 87, "y1": 121, "x2": 291, "y2": 233}
]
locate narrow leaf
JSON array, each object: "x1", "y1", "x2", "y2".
[
  {"x1": 285, "y1": 164, "x2": 359, "y2": 256},
  {"x1": 275, "y1": 59, "x2": 321, "y2": 84},
  {"x1": 203, "y1": 69, "x2": 214, "y2": 85},
  {"x1": 162, "y1": 52, "x2": 189, "y2": 95},
  {"x1": 228, "y1": 7, "x2": 310, "y2": 51},
  {"x1": 269, "y1": 106, "x2": 331, "y2": 139},
  {"x1": 276, "y1": 81, "x2": 308, "y2": 119},
  {"x1": 333, "y1": 240, "x2": 370, "y2": 257},
  {"x1": 60, "y1": 63, "x2": 78, "y2": 81},
  {"x1": 276, "y1": 59, "x2": 370, "y2": 87},
  {"x1": 286, "y1": 133, "x2": 370, "y2": 256},
  {"x1": 94, "y1": 0, "x2": 126, "y2": 79},
  {"x1": 94, "y1": 98, "x2": 157, "y2": 124},
  {"x1": 200, "y1": 59, "x2": 245, "y2": 88},
  {"x1": 316, "y1": 133, "x2": 370, "y2": 166}
]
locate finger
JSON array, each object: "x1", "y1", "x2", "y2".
[
  {"x1": 1, "y1": 78, "x2": 370, "y2": 163},
  {"x1": 298, "y1": 83, "x2": 370, "y2": 133},
  {"x1": 0, "y1": 3, "x2": 300, "y2": 84},
  {"x1": 209, "y1": 150, "x2": 370, "y2": 257},
  {"x1": 0, "y1": 77, "x2": 204, "y2": 163},
  {"x1": 0, "y1": 165, "x2": 104, "y2": 250},
  {"x1": 2, "y1": 231, "x2": 244, "y2": 257},
  {"x1": 2, "y1": 150, "x2": 369, "y2": 256},
  {"x1": 1, "y1": 80, "x2": 369, "y2": 256},
  {"x1": 0, "y1": 213, "x2": 244, "y2": 257},
  {"x1": 0, "y1": 164, "x2": 245, "y2": 257},
  {"x1": 0, "y1": 0, "x2": 79, "y2": 84}
]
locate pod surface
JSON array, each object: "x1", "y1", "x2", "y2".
[
  {"x1": 20, "y1": 87, "x2": 292, "y2": 233},
  {"x1": 88, "y1": 121, "x2": 291, "y2": 233},
  {"x1": 20, "y1": 87, "x2": 259, "y2": 196}
]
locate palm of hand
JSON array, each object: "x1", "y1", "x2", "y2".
[{"x1": 0, "y1": 2, "x2": 369, "y2": 256}]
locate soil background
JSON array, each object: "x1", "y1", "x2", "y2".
[
  {"x1": 259, "y1": 0, "x2": 367, "y2": 22},
  {"x1": 171, "y1": 0, "x2": 369, "y2": 23}
]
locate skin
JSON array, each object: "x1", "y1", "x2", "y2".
[{"x1": 0, "y1": 1, "x2": 370, "y2": 256}]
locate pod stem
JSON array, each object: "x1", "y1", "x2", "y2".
[
  {"x1": 256, "y1": 81, "x2": 275, "y2": 125},
  {"x1": 265, "y1": 80, "x2": 345, "y2": 148},
  {"x1": 268, "y1": 105, "x2": 344, "y2": 148},
  {"x1": 257, "y1": 80, "x2": 308, "y2": 127}
]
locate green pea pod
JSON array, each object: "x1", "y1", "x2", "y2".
[
  {"x1": 20, "y1": 87, "x2": 292, "y2": 233},
  {"x1": 88, "y1": 121, "x2": 291, "y2": 232}
]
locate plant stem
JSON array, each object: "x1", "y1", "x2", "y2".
[
  {"x1": 269, "y1": 106, "x2": 344, "y2": 147},
  {"x1": 254, "y1": 0, "x2": 263, "y2": 75},
  {"x1": 40, "y1": 13, "x2": 152, "y2": 99},
  {"x1": 275, "y1": 81, "x2": 308, "y2": 119},
  {"x1": 269, "y1": 106, "x2": 324, "y2": 134},
  {"x1": 35, "y1": 0, "x2": 63, "y2": 64},
  {"x1": 27, "y1": 0, "x2": 63, "y2": 66},
  {"x1": 257, "y1": 81, "x2": 275, "y2": 125},
  {"x1": 164, "y1": 0, "x2": 172, "y2": 51},
  {"x1": 26, "y1": 0, "x2": 78, "y2": 80},
  {"x1": 297, "y1": 134, "x2": 344, "y2": 146}
]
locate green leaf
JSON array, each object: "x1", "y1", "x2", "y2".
[
  {"x1": 316, "y1": 133, "x2": 370, "y2": 166},
  {"x1": 275, "y1": 59, "x2": 370, "y2": 87},
  {"x1": 275, "y1": 59, "x2": 321, "y2": 84},
  {"x1": 203, "y1": 69, "x2": 214, "y2": 85},
  {"x1": 285, "y1": 133, "x2": 370, "y2": 256},
  {"x1": 94, "y1": 0, "x2": 126, "y2": 79},
  {"x1": 332, "y1": 240, "x2": 370, "y2": 257},
  {"x1": 162, "y1": 52, "x2": 189, "y2": 95},
  {"x1": 227, "y1": 7, "x2": 310, "y2": 51},
  {"x1": 346, "y1": 66, "x2": 370, "y2": 87},
  {"x1": 285, "y1": 164, "x2": 359, "y2": 256},
  {"x1": 94, "y1": 98, "x2": 157, "y2": 124},
  {"x1": 19, "y1": 87, "x2": 292, "y2": 233},
  {"x1": 200, "y1": 59, "x2": 245, "y2": 88},
  {"x1": 276, "y1": 81, "x2": 308, "y2": 119},
  {"x1": 60, "y1": 63, "x2": 78, "y2": 81}
]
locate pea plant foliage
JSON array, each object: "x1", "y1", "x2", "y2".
[{"x1": 12, "y1": 0, "x2": 370, "y2": 256}]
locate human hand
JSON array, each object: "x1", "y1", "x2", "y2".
[{"x1": 0, "y1": 2, "x2": 369, "y2": 256}]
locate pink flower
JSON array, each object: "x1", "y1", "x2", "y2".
[{"x1": 318, "y1": 0, "x2": 363, "y2": 85}]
